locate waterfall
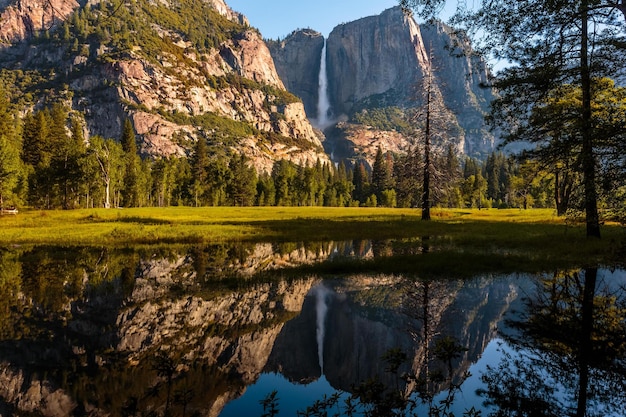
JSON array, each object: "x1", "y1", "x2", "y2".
[
  {"x1": 314, "y1": 285, "x2": 331, "y2": 373},
  {"x1": 314, "y1": 38, "x2": 332, "y2": 130}
]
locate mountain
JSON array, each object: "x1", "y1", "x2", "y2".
[
  {"x1": 0, "y1": 0, "x2": 329, "y2": 172},
  {"x1": 267, "y1": 29, "x2": 325, "y2": 122},
  {"x1": 269, "y1": 7, "x2": 498, "y2": 164},
  {"x1": 0, "y1": 0, "x2": 497, "y2": 174}
]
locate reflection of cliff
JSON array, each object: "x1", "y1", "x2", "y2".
[
  {"x1": 0, "y1": 246, "x2": 318, "y2": 417},
  {"x1": 0, "y1": 244, "x2": 521, "y2": 416},
  {"x1": 266, "y1": 275, "x2": 519, "y2": 397}
]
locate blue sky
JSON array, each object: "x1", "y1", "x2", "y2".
[{"x1": 226, "y1": 0, "x2": 400, "y2": 39}]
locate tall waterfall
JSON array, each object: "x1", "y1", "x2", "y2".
[
  {"x1": 314, "y1": 38, "x2": 332, "y2": 130},
  {"x1": 314, "y1": 285, "x2": 331, "y2": 372}
]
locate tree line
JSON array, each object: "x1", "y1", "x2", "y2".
[{"x1": 0, "y1": 99, "x2": 569, "y2": 212}]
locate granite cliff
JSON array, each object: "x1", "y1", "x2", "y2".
[
  {"x1": 269, "y1": 7, "x2": 498, "y2": 164},
  {"x1": 267, "y1": 29, "x2": 325, "y2": 122},
  {"x1": 0, "y1": 0, "x2": 329, "y2": 172}
]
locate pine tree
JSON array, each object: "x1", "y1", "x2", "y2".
[
  {"x1": 191, "y1": 137, "x2": 210, "y2": 206},
  {"x1": 371, "y1": 146, "x2": 395, "y2": 206},
  {"x1": 408, "y1": 45, "x2": 454, "y2": 218},
  {"x1": 226, "y1": 154, "x2": 257, "y2": 206},
  {"x1": 121, "y1": 119, "x2": 141, "y2": 207},
  {"x1": 352, "y1": 161, "x2": 370, "y2": 205},
  {"x1": 394, "y1": 146, "x2": 422, "y2": 208},
  {"x1": 0, "y1": 86, "x2": 21, "y2": 208}
]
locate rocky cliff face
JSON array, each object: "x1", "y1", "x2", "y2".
[
  {"x1": 271, "y1": 7, "x2": 497, "y2": 163},
  {"x1": 325, "y1": 7, "x2": 496, "y2": 160},
  {"x1": 326, "y1": 7, "x2": 430, "y2": 117},
  {"x1": 0, "y1": 0, "x2": 329, "y2": 172},
  {"x1": 420, "y1": 21, "x2": 497, "y2": 157},
  {"x1": 0, "y1": 0, "x2": 78, "y2": 44},
  {"x1": 268, "y1": 29, "x2": 325, "y2": 120}
]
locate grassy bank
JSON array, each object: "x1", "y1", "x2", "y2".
[{"x1": 0, "y1": 207, "x2": 623, "y2": 266}]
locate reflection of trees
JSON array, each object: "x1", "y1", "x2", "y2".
[
  {"x1": 402, "y1": 277, "x2": 469, "y2": 415},
  {"x1": 480, "y1": 268, "x2": 626, "y2": 416},
  {"x1": 0, "y1": 244, "x2": 318, "y2": 416},
  {"x1": 0, "y1": 249, "x2": 22, "y2": 339}
]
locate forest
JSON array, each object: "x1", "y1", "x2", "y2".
[{"x1": 0, "y1": 96, "x2": 593, "y2": 214}]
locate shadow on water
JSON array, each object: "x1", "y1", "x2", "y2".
[{"x1": 0, "y1": 242, "x2": 624, "y2": 416}]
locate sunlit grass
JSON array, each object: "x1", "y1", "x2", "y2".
[{"x1": 0, "y1": 207, "x2": 623, "y2": 267}]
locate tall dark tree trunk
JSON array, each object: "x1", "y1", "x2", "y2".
[
  {"x1": 580, "y1": 2, "x2": 601, "y2": 237},
  {"x1": 576, "y1": 267, "x2": 597, "y2": 417}
]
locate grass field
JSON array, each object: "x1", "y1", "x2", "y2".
[
  {"x1": 0, "y1": 206, "x2": 559, "y2": 244},
  {"x1": 0, "y1": 207, "x2": 622, "y2": 252},
  {"x1": 1, "y1": 206, "x2": 624, "y2": 275}
]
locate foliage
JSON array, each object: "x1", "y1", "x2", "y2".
[
  {"x1": 5, "y1": 104, "x2": 610, "y2": 217},
  {"x1": 479, "y1": 268, "x2": 626, "y2": 416},
  {"x1": 351, "y1": 107, "x2": 412, "y2": 133},
  {"x1": 0, "y1": 86, "x2": 23, "y2": 208},
  {"x1": 404, "y1": 0, "x2": 626, "y2": 237}
]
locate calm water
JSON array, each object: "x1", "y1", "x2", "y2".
[{"x1": 0, "y1": 242, "x2": 624, "y2": 416}]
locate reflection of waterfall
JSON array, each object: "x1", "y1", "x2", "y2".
[
  {"x1": 314, "y1": 285, "x2": 331, "y2": 372},
  {"x1": 314, "y1": 38, "x2": 332, "y2": 130}
]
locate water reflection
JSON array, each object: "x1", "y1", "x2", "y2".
[
  {"x1": 0, "y1": 243, "x2": 624, "y2": 416},
  {"x1": 480, "y1": 268, "x2": 626, "y2": 417}
]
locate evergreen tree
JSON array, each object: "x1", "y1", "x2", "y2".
[
  {"x1": 0, "y1": 86, "x2": 22, "y2": 208},
  {"x1": 352, "y1": 161, "x2": 370, "y2": 205},
  {"x1": 226, "y1": 153, "x2": 257, "y2": 206},
  {"x1": 439, "y1": 145, "x2": 462, "y2": 208},
  {"x1": 272, "y1": 159, "x2": 297, "y2": 206},
  {"x1": 205, "y1": 158, "x2": 229, "y2": 206},
  {"x1": 121, "y1": 119, "x2": 141, "y2": 207},
  {"x1": 152, "y1": 157, "x2": 179, "y2": 207},
  {"x1": 330, "y1": 161, "x2": 354, "y2": 207},
  {"x1": 256, "y1": 173, "x2": 276, "y2": 206},
  {"x1": 22, "y1": 109, "x2": 54, "y2": 208},
  {"x1": 372, "y1": 147, "x2": 395, "y2": 206},
  {"x1": 191, "y1": 137, "x2": 210, "y2": 206},
  {"x1": 394, "y1": 146, "x2": 422, "y2": 208},
  {"x1": 408, "y1": 45, "x2": 455, "y2": 218},
  {"x1": 0, "y1": 134, "x2": 21, "y2": 209},
  {"x1": 22, "y1": 110, "x2": 50, "y2": 168},
  {"x1": 57, "y1": 115, "x2": 87, "y2": 209}
]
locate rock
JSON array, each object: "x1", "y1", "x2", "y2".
[
  {"x1": 0, "y1": 0, "x2": 330, "y2": 170},
  {"x1": 419, "y1": 21, "x2": 497, "y2": 157},
  {"x1": 273, "y1": 6, "x2": 498, "y2": 160},
  {"x1": 0, "y1": 0, "x2": 79, "y2": 43},
  {"x1": 208, "y1": 0, "x2": 248, "y2": 25},
  {"x1": 326, "y1": 7, "x2": 430, "y2": 117},
  {"x1": 268, "y1": 29, "x2": 325, "y2": 119}
]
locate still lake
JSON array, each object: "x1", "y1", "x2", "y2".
[{"x1": 0, "y1": 240, "x2": 624, "y2": 416}]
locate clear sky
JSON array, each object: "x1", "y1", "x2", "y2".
[{"x1": 226, "y1": 0, "x2": 400, "y2": 39}]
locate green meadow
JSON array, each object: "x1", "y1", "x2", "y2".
[{"x1": 1, "y1": 207, "x2": 624, "y2": 269}]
